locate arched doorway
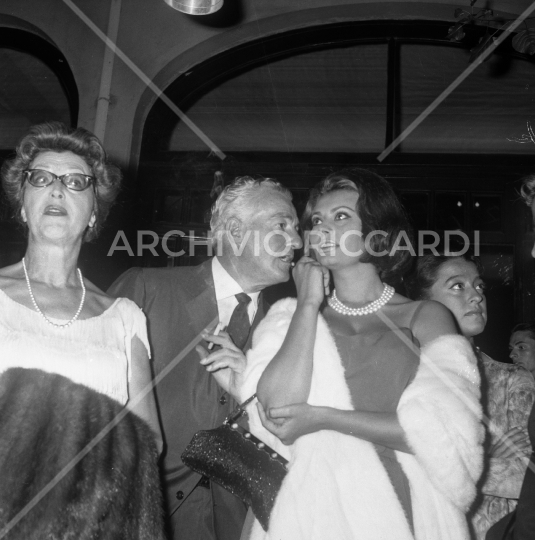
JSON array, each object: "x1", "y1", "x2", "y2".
[
  {"x1": 138, "y1": 20, "x2": 535, "y2": 359},
  {"x1": 0, "y1": 27, "x2": 78, "y2": 267}
]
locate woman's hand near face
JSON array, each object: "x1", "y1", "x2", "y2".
[
  {"x1": 256, "y1": 258, "x2": 325, "y2": 410},
  {"x1": 293, "y1": 256, "x2": 329, "y2": 309}
]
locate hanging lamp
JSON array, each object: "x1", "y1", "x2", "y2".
[{"x1": 163, "y1": 0, "x2": 223, "y2": 15}]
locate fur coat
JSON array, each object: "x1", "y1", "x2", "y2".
[
  {"x1": 0, "y1": 368, "x2": 165, "y2": 540},
  {"x1": 239, "y1": 298, "x2": 484, "y2": 540}
]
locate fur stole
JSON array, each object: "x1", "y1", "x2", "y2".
[
  {"x1": 0, "y1": 368, "x2": 165, "y2": 540},
  {"x1": 239, "y1": 298, "x2": 484, "y2": 540}
]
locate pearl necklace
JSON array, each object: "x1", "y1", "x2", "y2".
[
  {"x1": 22, "y1": 257, "x2": 86, "y2": 329},
  {"x1": 328, "y1": 283, "x2": 395, "y2": 316}
]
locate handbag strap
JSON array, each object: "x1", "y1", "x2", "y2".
[{"x1": 225, "y1": 393, "x2": 257, "y2": 425}]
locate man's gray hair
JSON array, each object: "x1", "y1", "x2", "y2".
[
  {"x1": 521, "y1": 174, "x2": 535, "y2": 207},
  {"x1": 210, "y1": 176, "x2": 292, "y2": 244}
]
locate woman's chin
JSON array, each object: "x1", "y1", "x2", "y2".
[
  {"x1": 461, "y1": 325, "x2": 486, "y2": 340},
  {"x1": 317, "y1": 254, "x2": 361, "y2": 271},
  {"x1": 314, "y1": 254, "x2": 339, "y2": 269},
  {"x1": 35, "y1": 226, "x2": 79, "y2": 243}
]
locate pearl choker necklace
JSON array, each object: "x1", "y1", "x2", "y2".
[
  {"x1": 328, "y1": 283, "x2": 395, "y2": 316},
  {"x1": 22, "y1": 257, "x2": 86, "y2": 329}
]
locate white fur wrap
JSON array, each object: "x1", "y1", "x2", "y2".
[{"x1": 239, "y1": 298, "x2": 484, "y2": 540}]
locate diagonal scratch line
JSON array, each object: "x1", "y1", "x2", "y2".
[
  {"x1": 250, "y1": 0, "x2": 290, "y2": 154},
  {"x1": 378, "y1": 1, "x2": 535, "y2": 162},
  {"x1": 376, "y1": 309, "x2": 535, "y2": 474},
  {"x1": 0, "y1": 316, "x2": 219, "y2": 538},
  {"x1": 61, "y1": 0, "x2": 226, "y2": 160}
]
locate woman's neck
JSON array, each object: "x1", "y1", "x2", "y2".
[
  {"x1": 332, "y1": 263, "x2": 385, "y2": 305},
  {"x1": 23, "y1": 243, "x2": 81, "y2": 287}
]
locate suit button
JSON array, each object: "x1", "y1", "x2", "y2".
[
  {"x1": 219, "y1": 395, "x2": 227, "y2": 405},
  {"x1": 176, "y1": 491, "x2": 184, "y2": 500}
]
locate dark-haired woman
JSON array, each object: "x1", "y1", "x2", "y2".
[
  {"x1": 237, "y1": 169, "x2": 484, "y2": 540},
  {"x1": 0, "y1": 122, "x2": 161, "y2": 448},
  {"x1": 406, "y1": 252, "x2": 535, "y2": 540}
]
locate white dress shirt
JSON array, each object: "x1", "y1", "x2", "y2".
[{"x1": 212, "y1": 257, "x2": 260, "y2": 329}]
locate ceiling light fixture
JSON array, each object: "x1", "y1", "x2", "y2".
[{"x1": 163, "y1": 0, "x2": 223, "y2": 15}]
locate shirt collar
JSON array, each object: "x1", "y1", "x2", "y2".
[{"x1": 212, "y1": 257, "x2": 260, "y2": 305}]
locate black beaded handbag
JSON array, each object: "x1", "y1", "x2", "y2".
[{"x1": 181, "y1": 394, "x2": 288, "y2": 531}]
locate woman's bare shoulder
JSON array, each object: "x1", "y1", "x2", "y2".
[
  {"x1": 410, "y1": 300, "x2": 459, "y2": 346},
  {"x1": 83, "y1": 279, "x2": 116, "y2": 312},
  {"x1": 387, "y1": 294, "x2": 451, "y2": 328},
  {"x1": 388, "y1": 294, "x2": 459, "y2": 344},
  {"x1": 0, "y1": 262, "x2": 22, "y2": 280},
  {"x1": 0, "y1": 263, "x2": 26, "y2": 299}
]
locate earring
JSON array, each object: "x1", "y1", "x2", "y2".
[{"x1": 21, "y1": 209, "x2": 27, "y2": 223}]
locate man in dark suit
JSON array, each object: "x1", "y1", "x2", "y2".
[{"x1": 108, "y1": 177, "x2": 301, "y2": 540}]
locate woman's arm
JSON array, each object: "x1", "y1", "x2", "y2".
[
  {"x1": 260, "y1": 301, "x2": 459, "y2": 450},
  {"x1": 256, "y1": 257, "x2": 328, "y2": 410},
  {"x1": 260, "y1": 403, "x2": 412, "y2": 452},
  {"x1": 311, "y1": 302, "x2": 459, "y2": 452},
  {"x1": 128, "y1": 336, "x2": 163, "y2": 454},
  {"x1": 410, "y1": 300, "x2": 459, "y2": 347}
]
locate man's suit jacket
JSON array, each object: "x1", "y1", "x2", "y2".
[{"x1": 107, "y1": 259, "x2": 270, "y2": 538}]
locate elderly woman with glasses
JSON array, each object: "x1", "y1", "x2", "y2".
[{"x1": 0, "y1": 122, "x2": 161, "y2": 450}]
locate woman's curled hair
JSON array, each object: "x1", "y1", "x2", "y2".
[{"x1": 1, "y1": 121, "x2": 121, "y2": 242}]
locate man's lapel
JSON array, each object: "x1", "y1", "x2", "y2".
[{"x1": 183, "y1": 259, "x2": 219, "y2": 339}]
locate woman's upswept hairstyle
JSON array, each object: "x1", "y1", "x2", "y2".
[
  {"x1": 301, "y1": 168, "x2": 413, "y2": 281},
  {"x1": 209, "y1": 175, "x2": 292, "y2": 246},
  {"x1": 1, "y1": 121, "x2": 121, "y2": 242},
  {"x1": 404, "y1": 250, "x2": 483, "y2": 301}
]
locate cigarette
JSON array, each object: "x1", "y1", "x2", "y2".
[{"x1": 207, "y1": 322, "x2": 223, "y2": 350}]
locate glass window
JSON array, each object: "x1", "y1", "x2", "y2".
[
  {"x1": 398, "y1": 191, "x2": 430, "y2": 231},
  {"x1": 473, "y1": 245, "x2": 515, "y2": 360},
  {"x1": 435, "y1": 192, "x2": 466, "y2": 230},
  {"x1": 471, "y1": 194, "x2": 502, "y2": 232},
  {"x1": 0, "y1": 49, "x2": 71, "y2": 149},
  {"x1": 168, "y1": 44, "x2": 388, "y2": 153},
  {"x1": 398, "y1": 44, "x2": 535, "y2": 154}
]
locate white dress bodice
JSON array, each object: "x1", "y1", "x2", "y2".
[{"x1": 0, "y1": 290, "x2": 150, "y2": 405}]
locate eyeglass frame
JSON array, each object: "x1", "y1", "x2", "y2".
[{"x1": 22, "y1": 169, "x2": 96, "y2": 192}]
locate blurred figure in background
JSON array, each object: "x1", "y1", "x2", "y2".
[
  {"x1": 509, "y1": 323, "x2": 535, "y2": 380},
  {"x1": 487, "y1": 175, "x2": 535, "y2": 539},
  {"x1": 406, "y1": 251, "x2": 535, "y2": 540}
]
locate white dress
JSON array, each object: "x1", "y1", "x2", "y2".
[
  {"x1": 0, "y1": 289, "x2": 150, "y2": 405},
  {"x1": 239, "y1": 298, "x2": 484, "y2": 540}
]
